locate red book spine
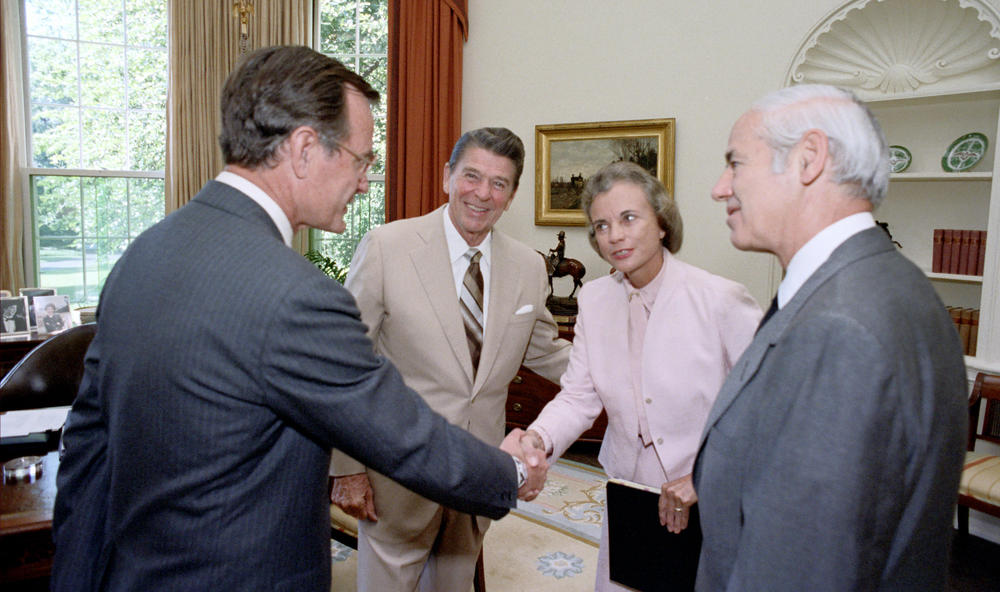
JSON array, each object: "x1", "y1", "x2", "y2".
[
  {"x1": 978, "y1": 231, "x2": 986, "y2": 276},
  {"x1": 932, "y1": 229, "x2": 944, "y2": 273},
  {"x1": 958, "y1": 230, "x2": 971, "y2": 275},
  {"x1": 941, "y1": 229, "x2": 954, "y2": 273},
  {"x1": 967, "y1": 231, "x2": 981, "y2": 277}
]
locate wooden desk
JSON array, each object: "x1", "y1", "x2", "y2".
[
  {"x1": 1, "y1": 451, "x2": 59, "y2": 583},
  {"x1": 1, "y1": 451, "x2": 59, "y2": 535},
  {"x1": 0, "y1": 333, "x2": 48, "y2": 379}
]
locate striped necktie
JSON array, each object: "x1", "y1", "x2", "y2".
[{"x1": 460, "y1": 249, "x2": 485, "y2": 375}]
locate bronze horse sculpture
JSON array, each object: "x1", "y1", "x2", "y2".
[
  {"x1": 545, "y1": 254, "x2": 586, "y2": 298},
  {"x1": 539, "y1": 231, "x2": 586, "y2": 299}
]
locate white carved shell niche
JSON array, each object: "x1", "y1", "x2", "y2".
[{"x1": 786, "y1": 0, "x2": 1000, "y2": 98}]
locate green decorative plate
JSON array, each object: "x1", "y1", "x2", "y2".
[
  {"x1": 888, "y1": 145, "x2": 911, "y2": 173},
  {"x1": 941, "y1": 132, "x2": 988, "y2": 172}
]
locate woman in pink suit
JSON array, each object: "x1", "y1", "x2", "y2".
[{"x1": 524, "y1": 161, "x2": 761, "y2": 591}]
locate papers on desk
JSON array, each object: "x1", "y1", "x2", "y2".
[
  {"x1": 606, "y1": 477, "x2": 701, "y2": 591},
  {"x1": 0, "y1": 407, "x2": 70, "y2": 437}
]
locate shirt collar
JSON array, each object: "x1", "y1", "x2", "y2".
[
  {"x1": 778, "y1": 211, "x2": 875, "y2": 308},
  {"x1": 215, "y1": 171, "x2": 294, "y2": 247},
  {"x1": 622, "y1": 247, "x2": 669, "y2": 308},
  {"x1": 443, "y1": 204, "x2": 492, "y2": 268}
]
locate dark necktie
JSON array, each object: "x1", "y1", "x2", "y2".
[
  {"x1": 460, "y1": 249, "x2": 484, "y2": 375},
  {"x1": 756, "y1": 296, "x2": 778, "y2": 334}
]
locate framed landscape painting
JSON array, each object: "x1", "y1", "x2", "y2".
[{"x1": 534, "y1": 118, "x2": 675, "y2": 226}]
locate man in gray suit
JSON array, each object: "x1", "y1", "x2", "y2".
[
  {"x1": 693, "y1": 84, "x2": 967, "y2": 590},
  {"x1": 51, "y1": 46, "x2": 540, "y2": 592}
]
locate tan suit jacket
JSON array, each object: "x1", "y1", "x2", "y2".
[{"x1": 330, "y1": 207, "x2": 570, "y2": 531}]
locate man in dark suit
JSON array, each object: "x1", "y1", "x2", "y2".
[
  {"x1": 51, "y1": 46, "x2": 541, "y2": 592},
  {"x1": 694, "y1": 84, "x2": 967, "y2": 590}
]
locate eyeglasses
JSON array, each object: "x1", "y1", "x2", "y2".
[{"x1": 334, "y1": 141, "x2": 377, "y2": 175}]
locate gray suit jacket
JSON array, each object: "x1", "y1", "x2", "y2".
[
  {"x1": 51, "y1": 182, "x2": 518, "y2": 592},
  {"x1": 693, "y1": 227, "x2": 967, "y2": 591}
]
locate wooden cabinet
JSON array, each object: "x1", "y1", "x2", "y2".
[
  {"x1": 867, "y1": 86, "x2": 1000, "y2": 372},
  {"x1": 505, "y1": 367, "x2": 608, "y2": 442},
  {"x1": 504, "y1": 326, "x2": 608, "y2": 442}
]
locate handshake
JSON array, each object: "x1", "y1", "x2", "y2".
[
  {"x1": 500, "y1": 428, "x2": 548, "y2": 501},
  {"x1": 331, "y1": 428, "x2": 551, "y2": 521}
]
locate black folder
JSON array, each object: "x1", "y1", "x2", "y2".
[{"x1": 606, "y1": 478, "x2": 701, "y2": 591}]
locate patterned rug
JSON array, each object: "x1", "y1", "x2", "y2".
[{"x1": 329, "y1": 459, "x2": 608, "y2": 591}]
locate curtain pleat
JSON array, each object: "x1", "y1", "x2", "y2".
[
  {"x1": 165, "y1": 0, "x2": 312, "y2": 216},
  {"x1": 1, "y1": 1, "x2": 28, "y2": 292},
  {"x1": 386, "y1": 0, "x2": 467, "y2": 221}
]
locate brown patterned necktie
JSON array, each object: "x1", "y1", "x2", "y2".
[{"x1": 460, "y1": 249, "x2": 484, "y2": 375}]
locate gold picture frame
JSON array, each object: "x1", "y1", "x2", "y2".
[{"x1": 534, "y1": 118, "x2": 675, "y2": 226}]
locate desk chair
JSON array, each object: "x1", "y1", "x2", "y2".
[
  {"x1": 329, "y1": 490, "x2": 488, "y2": 592},
  {"x1": 957, "y1": 371, "x2": 1000, "y2": 535},
  {"x1": 0, "y1": 323, "x2": 96, "y2": 459}
]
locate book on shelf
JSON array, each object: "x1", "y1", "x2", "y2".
[
  {"x1": 960, "y1": 308, "x2": 973, "y2": 354},
  {"x1": 946, "y1": 306, "x2": 980, "y2": 356},
  {"x1": 958, "y1": 230, "x2": 971, "y2": 276},
  {"x1": 976, "y1": 230, "x2": 986, "y2": 275},
  {"x1": 941, "y1": 229, "x2": 954, "y2": 273},
  {"x1": 949, "y1": 230, "x2": 963, "y2": 275},
  {"x1": 932, "y1": 229, "x2": 943, "y2": 273},
  {"x1": 606, "y1": 477, "x2": 701, "y2": 591},
  {"x1": 932, "y1": 229, "x2": 986, "y2": 275},
  {"x1": 967, "y1": 231, "x2": 981, "y2": 278},
  {"x1": 970, "y1": 309, "x2": 979, "y2": 357}
]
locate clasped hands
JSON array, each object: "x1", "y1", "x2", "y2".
[
  {"x1": 499, "y1": 428, "x2": 549, "y2": 501},
  {"x1": 330, "y1": 428, "x2": 551, "y2": 522}
]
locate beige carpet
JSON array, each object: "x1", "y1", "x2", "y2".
[{"x1": 330, "y1": 459, "x2": 607, "y2": 591}]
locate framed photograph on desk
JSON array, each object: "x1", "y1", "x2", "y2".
[
  {"x1": 1, "y1": 296, "x2": 30, "y2": 336},
  {"x1": 33, "y1": 295, "x2": 73, "y2": 336},
  {"x1": 19, "y1": 288, "x2": 55, "y2": 329}
]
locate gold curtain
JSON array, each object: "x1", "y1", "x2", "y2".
[
  {"x1": 0, "y1": 1, "x2": 28, "y2": 292},
  {"x1": 386, "y1": 0, "x2": 468, "y2": 221},
  {"x1": 165, "y1": 0, "x2": 312, "y2": 215}
]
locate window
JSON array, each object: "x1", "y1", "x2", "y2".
[
  {"x1": 23, "y1": 0, "x2": 168, "y2": 304},
  {"x1": 312, "y1": 0, "x2": 388, "y2": 271}
]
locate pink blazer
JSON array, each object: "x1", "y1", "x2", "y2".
[{"x1": 529, "y1": 251, "x2": 761, "y2": 483}]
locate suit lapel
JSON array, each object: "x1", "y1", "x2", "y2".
[
  {"x1": 472, "y1": 233, "x2": 516, "y2": 393},
  {"x1": 698, "y1": 227, "x2": 893, "y2": 448},
  {"x1": 409, "y1": 210, "x2": 477, "y2": 383}
]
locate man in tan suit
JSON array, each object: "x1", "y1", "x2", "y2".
[{"x1": 330, "y1": 127, "x2": 571, "y2": 591}]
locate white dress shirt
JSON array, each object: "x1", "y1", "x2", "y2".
[
  {"x1": 215, "y1": 171, "x2": 294, "y2": 247},
  {"x1": 778, "y1": 212, "x2": 876, "y2": 309}
]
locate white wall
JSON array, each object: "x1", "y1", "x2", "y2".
[
  {"x1": 462, "y1": 0, "x2": 847, "y2": 305},
  {"x1": 462, "y1": 0, "x2": 1000, "y2": 543}
]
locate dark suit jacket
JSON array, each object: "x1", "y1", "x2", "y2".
[
  {"x1": 51, "y1": 181, "x2": 518, "y2": 592},
  {"x1": 694, "y1": 227, "x2": 967, "y2": 591}
]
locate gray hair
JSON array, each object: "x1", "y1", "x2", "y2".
[
  {"x1": 751, "y1": 84, "x2": 889, "y2": 207},
  {"x1": 580, "y1": 161, "x2": 683, "y2": 254}
]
